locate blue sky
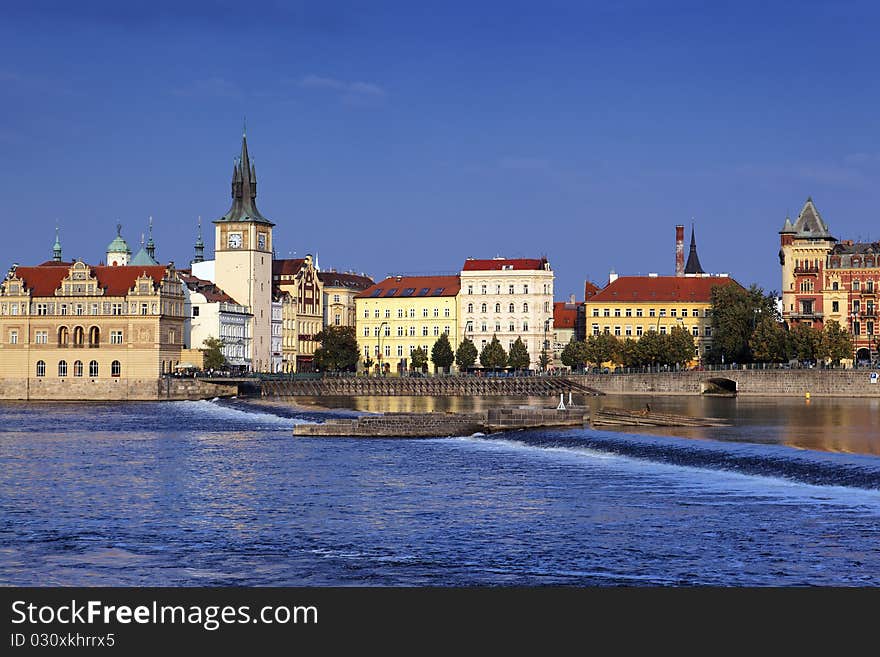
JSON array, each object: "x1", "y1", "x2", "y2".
[{"x1": 2, "y1": 1, "x2": 879, "y2": 299}]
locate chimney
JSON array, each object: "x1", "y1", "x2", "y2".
[
  {"x1": 675, "y1": 225, "x2": 685, "y2": 276},
  {"x1": 609, "y1": 269, "x2": 618, "y2": 284},
  {"x1": 569, "y1": 293, "x2": 575, "y2": 304}
]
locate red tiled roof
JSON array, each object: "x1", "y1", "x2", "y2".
[
  {"x1": 14, "y1": 264, "x2": 170, "y2": 297},
  {"x1": 589, "y1": 276, "x2": 742, "y2": 303},
  {"x1": 317, "y1": 271, "x2": 374, "y2": 290},
  {"x1": 553, "y1": 302, "x2": 579, "y2": 329},
  {"x1": 273, "y1": 258, "x2": 306, "y2": 278},
  {"x1": 356, "y1": 275, "x2": 461, "y2": 299},
  {"x1": 584, "y1": 280, "x2": 601, "y2": 299},
  {"x1": 179, "y1": 271, "x2": 239, "y2": 305},
  {"x1": 462, "y1": 257, "x2": 549, "y2": 271}
]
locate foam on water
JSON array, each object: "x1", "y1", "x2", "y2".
[{"x1": 171, "y1": 399, "x2": 312, "y2": 427}]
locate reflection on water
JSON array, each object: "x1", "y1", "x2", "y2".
[{"x1": 261, "y1": 394, "x2": 880, "y2": 456}]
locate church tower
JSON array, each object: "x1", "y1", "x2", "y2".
[
  {"x1": 106, "y1": 224, "x2": 131, "y2": 266},
  {"x1": 213, "y1": 130, "x2": 275, "y2": 372}
]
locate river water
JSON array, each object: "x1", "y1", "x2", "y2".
[{"x1": 1, "y1": 395, "x2": 878, "y2": 586}]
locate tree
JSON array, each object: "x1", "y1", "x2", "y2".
[
  {"x1": 313, "y1": 325, "x2": 360, "y2": 372},
  {"x1": 636, "y1": 330, "x2": 666, "y2": 366},
  {"x1": 431, "y1": 333, "x2": 455, "y2": 372},
  {"x1": 508, "y1": 337, "x2": 531, "y2": 370},
  {"x1": 560, "y1": 339, "x2": 587, "y2": 370},
  {"x1": 788, "y1": 322, "x2": 823, "y2": 362},
  {"x1": 709, "y1": 283, "x2": 779, "y2": 364},
  {"x1": 617, "y1": 338, "x2": 643, "y2": 367},
  {"x1": 821, "y1": 320, "x2": 854, "y2": 365},
  {"x1": 479, "y1": 334, "x2": 508, "y2": 369},
  {"x1": 538, "y1": 349, "x2": 552, "y2": 371},
  {"x1": 666, "y1": 325, "x2": 696, "y2": 367},
  {"x1": 455, "y1": 337, "x2": 478, "y2": 370},
  {"x1": 201, "y1": 336, "x2": 226, "y2": 371},
  {"x1": 584, "y1": 333, "x2": 618, "y2": 366},
  {"x1": 749, "y1": 317, "x2": 788, "y2": 363},
  {"x1": 410, "y1": 347, "x2": 428, "y2": 371}
]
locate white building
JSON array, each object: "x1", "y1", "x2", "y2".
[
  {"x1": 181, "y1": 272, "x2": 252, "y2": 372},
  {"x1": 271, "y1": 300, "x2": 283, "y2": 373},
  {"x1": 459, "y1": 257, "x2": 555, "y2": 367}
]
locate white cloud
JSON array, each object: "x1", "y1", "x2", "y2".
[{"x1": 298, "y1": 75, "x2": 385, "y2": 104}]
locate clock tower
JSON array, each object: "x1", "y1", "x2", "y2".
[{"x1": 213, "y1": 130, "x2": 275, "y2": 372}]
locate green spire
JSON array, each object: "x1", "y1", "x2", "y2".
[
  {"x1": 146, "y1": 216, "x2": 156, "y2": 260},
  {"x1": 52, "y1": 226, "x2": 62, "y2": 262}
]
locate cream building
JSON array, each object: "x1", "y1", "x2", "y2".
[
  {"x1": 0, "y1": 257, "x2": 187, "y2": 400},
  {"x1": 459, "y1": 257, "x2": 554, "y2": 366},
  {"x1": 273, "y1": 254, "x2": 324, "y2": 373},
  {"x1": 319, "y1": 270, "x2": 374, "y2": 328},
  {"x1": 355, "y1": 275, "x2": 460, "y2": 374}
]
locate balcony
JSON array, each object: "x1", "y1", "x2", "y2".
[
  {"x1": 793, "y1": 265, "x2": 820, "y2": 275},
  {"x1": 787, "y1": 312, "x2": 824, "y2": 320}
]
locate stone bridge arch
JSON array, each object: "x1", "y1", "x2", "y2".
[{"x1": 701, "y1": 377, "x2": 738, "y2": 395}]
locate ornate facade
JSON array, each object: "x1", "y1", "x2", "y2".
[
  {"x1": 273, "y1": 255, "x2": 323, "y2": 372},
  {"x1": 319, "y1": 270, "x2": 374, "y2": 328},
  {"x1": 0, "y1": 258, "x2": 187, "y2": 399}
]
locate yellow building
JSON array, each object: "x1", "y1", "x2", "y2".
[
  {"x1": 355, "y1": 275, "x2": 460, "y2": 374},
  {"x1": 0, "y1": 259, "x2": 187, "y2": 400},
  {"x1": 584, "y1": 274, "x2": 742, "y2": 364}
]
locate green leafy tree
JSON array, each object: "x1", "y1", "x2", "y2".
[
  {"x1": 617, "y1": 338, "x2": 643, "y2": 367},
  {"x1": 584, "y1": 333, "x2": 619, "y2": 366},
  {"x1": 201, "y1": 336, "x2": 226, "y2": 371},
  {"x1": 455, "y1": 337, "x2": 478, "y2": 370},
  {"x1": 560, "y1": 339, "x2": 587, "y2": 370},
  {"x1": 749, "y1": 317, "x2": 788, "y2": 363},
  {"x1": 538, "y1": 349, "x2": 552, "y2": 371},
  {"x1": 507, "y1": 337, "x2": 531, "y2": 370},
  {"x1": 480, "y1": 334, "x2": 508, "y2": 369},
  {"x1": 410, "y1": 346, "x2": 428, "y2": 371},
  {"x1": 788, "y1": 322, "x2": 823, "y2": 362},
  {"x1": 821, "y1": 320, "x2": 854, "y2": 365},
  {"x1": 313, "y1": 325, "x2": 360, "y2": 371},
  {"x1": 667, "y1": 325, "x2": 696, "y2": 367},
  {"x1": 636, "y1": 330, "x2": 666, "y2": 366},
  {"x1": 709, "y1": 283, "x2": 779, "y2": 364},
  {"x1": 431, "y1": 333, "x2": 455, "y2": 372}
]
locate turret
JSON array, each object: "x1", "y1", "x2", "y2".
[
  {"x1": 52, "y1": 227, "x2": 62, "y2": 262},
  {"x1": 106, "y1": 223, "x2": 131, "y2": 267},
  {"x1": 193, "y1": 216, "x2": 205, "y2": 264}
]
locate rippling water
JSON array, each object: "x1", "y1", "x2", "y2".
[{"x1": 1, "y1": 397, "x2": 879, "y2": 586}]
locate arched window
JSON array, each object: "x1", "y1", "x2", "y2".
[
  {"x1": 73, "y1": 360, "x2": 83, "y2": 377},
  {"x1": 89, "y1": 326, "x2": 100, "y2": 347},
  {"x1": 89, "y1": 360, "x2": 99, "y2": 377},
  {"x1": 58, "y1": 360, "x2": 68, "y2": 377},
  {"x1": 523, "y1": 302, "x2": 528, "y2": 313},
  {"x1": 73, "y1": 326, "x2": 84, "y2": 347},
  {"x1": 509, "y1": 303, "x2": 515, "y2": 313},
  {"x1": 36, "y1": 360, "x2": 46, "y2": 377},
  {"x1": 111, "y1": 360, "x2": 121, "y2": 377},
  {"x1": 58, "y1": 326, "x2": 69, "y2": 346},
  {"x1": 481, "y1": 303, "x2": 487, "y2": 313},
  {"x1": 832, "y1": 281, "x2": 839, "y2": 290},
  {"x1": 495, "y1": 303, "x2": 501, "y2": 313},
  {"x1": 467, "y1": 303, "x2": 473, "y2": 313}
]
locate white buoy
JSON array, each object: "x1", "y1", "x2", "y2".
[
  {"x1": 557, "y1": 393, "x2": 566, "y2": 410},
  {"x1": 568, "y1": 391, "x2": 573, "y2": 405}
]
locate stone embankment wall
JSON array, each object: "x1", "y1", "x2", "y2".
[
  {"x1": 0, "y1": 377, "x2": 234, "y2": 401},
  {"x1": 570, "y1": 370, "x2": 880, "y2": 397},
  {"x1": 294, "y1": 408, "x2": 589, "y2": 437},
  {"x1": 263, "y1": 376, "x2": 599, "y2": 397}
]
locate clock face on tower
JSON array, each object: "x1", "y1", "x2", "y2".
[{"x1": 228, "y1": 232, "x2": 243, "y2": 249}]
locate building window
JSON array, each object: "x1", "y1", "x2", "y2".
[
  {"x1": 36, "y1": 360, "x2": 46, "y2": 377},
  {"x1": 523, "y1": 284, "x2": 529, "y2": 294},
  {"x1": 444, "y1": 308, "x2": 450, "y2": 318},
  {"x1": 681, "y1": 309, "x2": 688, "y2": 317},
  {"x1": 636, "y1": 309, "x2": 643, "y2": 318},
  {"x1": 603, "y1": 309, "x2": 610, "y2": 317},
  {"x1": 614, "y1": 326, "x2": 621, "y2": 336},
  {"x1": 592, "y1": 323, "x2": 599, "y2": 336},
  {"x1": 384, "y1": 345, "x2": 391, "y2": 357},
  {"x1": 467, "y1": 285, "x2": 473, "y2": 295},
  {"x1": 659, "y1": 309, "x2": 666, "y2": 317},
  {"x1": 397, "y1": 309, "x2": 403, "y2": 318},
  {"x1": 36, "y1": 303, "x2": 48, "y2": 316},
  {"x1": 705, "y1": 327, "x2": 712, "y2": 337},
  {"x1": 73, "y1": 360, "x2": 83, "y2": 377},
  {"x1": 592, "y1": 308, "x2": 599, "y2": 317},
  {"x1": 110, "y1": 330, "x2": 123, "y2": 345},
  {"x1": 509, "y1": 322, "x2": 515, "y2": 332},
  {"x1": 333, "y1": 294, "x2": 340, "y2": 303},
  {"x1": 649, "y1": 309, "x2": 656, "y2": 317},
  {"x1": 384, "y1": 326, "x2": 391, "y2": 337},
  {"x1": 364, "y1": 309, "x2": 369, "y2": 318},
  {"x1": 423, "y1": 308, "x2": 429, "y2": 318},
  {"x1": 853, "y1": 322, "x2": 861, "y2": 336},
  {"x1": 60, "y1": 304, "x2": 68, "y2": 316},
  {"x1": 334, "y1": 314, "x2": 341, "y2": 326},
  {"x1": 58, "y1": 327, "x2": 69, "y2": 346},
  {"x1": 509, "y1": 303, "x2": 515, "y2": 313},
  {"x1": 868, "y1": 321, "x2": 874, "y2": 336},
  {"x1": 444, "y1": 326, "x2": 450, "y2": 335},
  {"x1": 636, "y1": 326, "x2": 643, "y2": 337},
  {"x1": 111, "y1": 360, "x2": 121, "y2": 377},
  {"x1": 832, "y1": 301, "x2": 839, "y2": 313},
  {"x1": 112, "y1": 303, "x2": 123, "y2": 315},
  {"x1": 523, "y1": 303, "x2": 529, "y2": 313},
  {"x1": 168, "y1": 330, "x2": 175, "y2": 344},
  {"x1": 625, "y1": 326, "x2": 632, "y2": 336},
  {"x1": 495, "y1": 303, "x2": 501, "y2": 313},
  {"x1": 35, "y1": 331, "x2": 48, "y2": 344},
  {"x1": 9, "y1": 330, "x2": 17, "y2": 344},
  {"x1": 409, "y1": 326, "x2": 416, "y2": 337},
  {"x1": 364, "y1": 346, "x2": 370, "y2": 358},
  {"x1": 625, "y1": 308, "x2": 631, "y2": 317},
  {"x1": 509, "y1": 285, "x2": 514, "y2": 294},
  {"x1": 481, "y1": 285, "x2": 487, "y2": 295},
  {"x1": 670, "y1": 309, "x2": 677, "y2": 317},
  {"x1": 544, "y1": 302, "x2": 549, "y2": 312},
  {"x1": 193, "y1": 306, "x2": 200, "y2": 317},
  {"x1": 363, "y1": 327, "x2": 369, "y2": 337},
  {"x1": 409, "y1": 309, "x2": 415, "y2": 318},
  {"x1": 481, "y1": 303, "x2": 487, "y2": 313},
  {"x1": 522, "y1": 321, "x2": 528, "y2": 331},
  {"x1": 853, "y1": 281, "x2": 860, "y2": 291},
  {"x1": 58, "y1": 360, "x2": 67, "y2": 377},
  {"x1": 603, "y1": 326, "x2": 610, "y2": 334},
  {"x1": 692, "y1": 326, "x2": 699, "y2": 337},
  {"x1": 397, "y1": 326, "x2": 403, "y2": 337},
  {"x1": 433, "y1": 326, "x2": 440, "y2": 336},
  {"x1": 374, "y1": 309, "x2": 380, "y2": 318},
  {"x1": 614, "y1": 308, "x2": 621, "y2": 317},
  {"x1": 89, "y1": 360, "x2": 99, "y2": 377},
  {"x1": 660, "y1": 326, "x2": 667, "y2": 335},
  {"x1": 384, "y1": 309, "x2": 390, "y2": 318},
  {"x1": 422, "y1": 326, "x2": 429, "y2": 336},
  {"x1": 468, "y1": 303, "x2": 474, "y2": 313}
]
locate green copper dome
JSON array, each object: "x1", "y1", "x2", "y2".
[{"x1": 107, "y1": 224, "x2": 131, "y2": 254}]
